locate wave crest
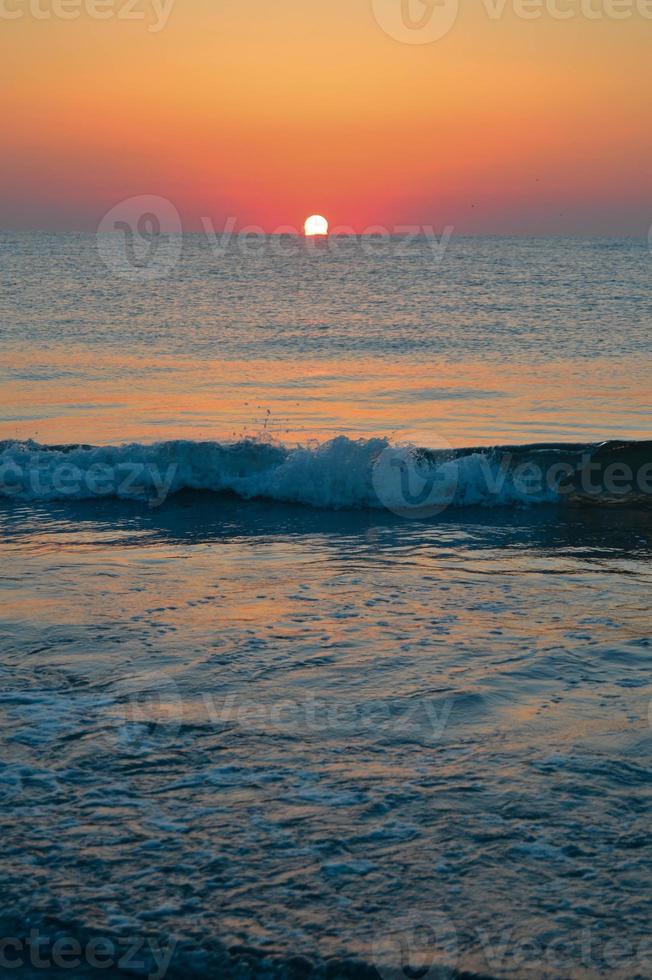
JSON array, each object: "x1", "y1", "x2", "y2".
[{"x1": 0, "y1": 437, "x2": 650, "y2": 513}]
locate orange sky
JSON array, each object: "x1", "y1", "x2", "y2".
[{"x1": 2, "y1": 0, "x2": 651, "y2": 233}]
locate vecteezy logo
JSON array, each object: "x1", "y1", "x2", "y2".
[
  {"x1": 97, "y1": 195, "x2": 182, "y2": 280},
  {"x1": 372, "y1": 440, "x2": 458, "y2": 519},
  {"x1": 372, "y1": 0, "x2": 459, "y2": 44},
  {"x1": 372, "y1": 909, "x2": 459, "y2": 980},
  {"x1": 103, "y1": 673, "x2": 183, "y2": 752}
]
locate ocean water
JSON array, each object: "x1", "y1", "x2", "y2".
[{"x1": 1, "y1": 233, "x2": 651, "y2": 979}]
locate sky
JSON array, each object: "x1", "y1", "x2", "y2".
[{"x1": 2, "y1": 0, "x2": 651, "y2": 234}]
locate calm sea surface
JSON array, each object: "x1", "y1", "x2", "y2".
[{"x1": 1, "y1": 234, "x2": 651, "y2": 978}]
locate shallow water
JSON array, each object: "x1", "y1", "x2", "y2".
[{"x1": 1, "y1": 235, "x2": 651, "y2": 978}]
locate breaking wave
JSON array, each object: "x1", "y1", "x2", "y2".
[{"x1": 0, "y1": 437, "x2": 650, "y2": 512}]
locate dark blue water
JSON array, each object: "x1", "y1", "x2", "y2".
[{"x1": 0, "y1": 234, "x2": 650, "y2": 979}]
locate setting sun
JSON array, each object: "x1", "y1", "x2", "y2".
[{"x1": 304, "y1": 215, "x2": 329, "y2": 237}]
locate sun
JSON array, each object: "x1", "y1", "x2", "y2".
[{"x1": 304, "y1": 214, "x2": 329, "y2": 237}]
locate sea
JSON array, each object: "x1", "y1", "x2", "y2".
[{"x1": 0, "y1": 232, "x2": 651, "y2": 979}]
